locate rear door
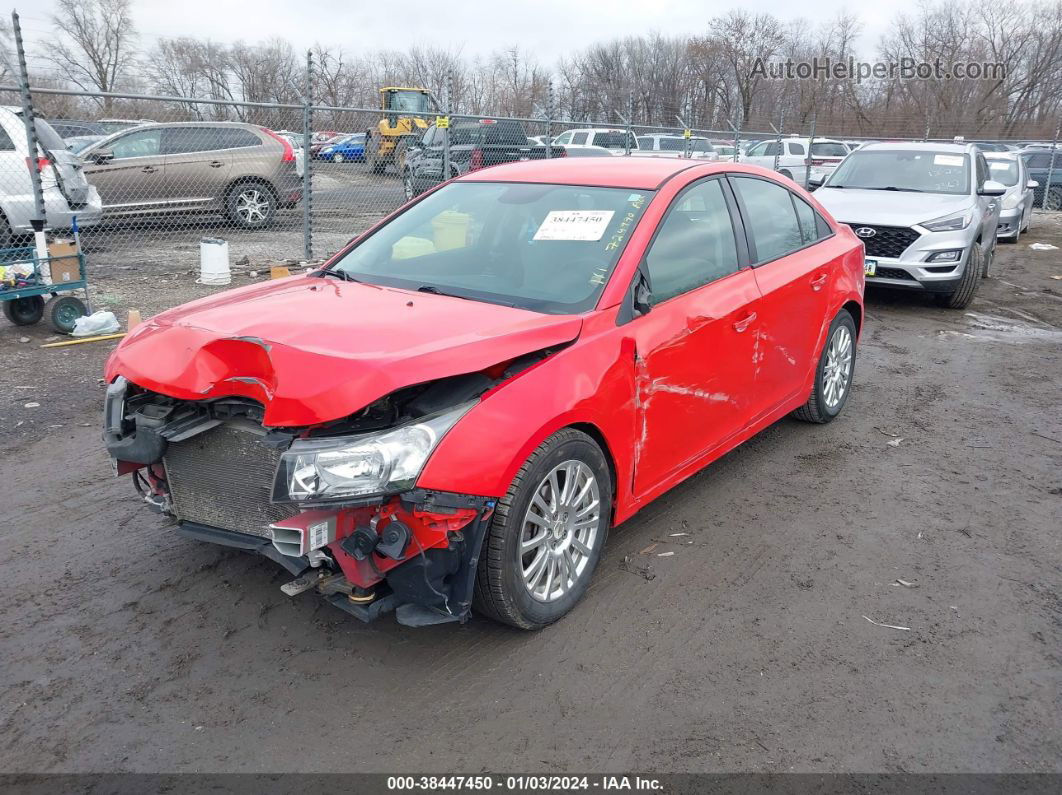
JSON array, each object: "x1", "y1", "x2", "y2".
[
  {"x1": 83, "y1": 128, "x2": 166, "y2": 210},
  {"x1": 729, "y1": 174, "x2": 834, "y2": 418},
  {"x1": 161, "y1": 126, "x2": 231, "y2": 209},
  {"x1": 628, "y1": 176, "x2": 761, "y2": 496}
]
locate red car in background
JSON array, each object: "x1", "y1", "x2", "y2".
[{"x1": 103, "y1": 158, "x2": 864, "y2": 630}]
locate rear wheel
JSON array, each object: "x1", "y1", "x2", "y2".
[
  {"x1": 792, "y1": 310, "x2": 856, "y2": 424},
  {"x1": 45, "y1": 295, "x2": 88, "y2": 334},
  {"x1": 934, "y1": 244, "x2": 982, "y2": 309},
  {"x1": 333, "y1": 153, "x2": 345, "y2": 164},
  {"x1": 3, "y1": 295, "x2": 45, "y2": 326},
  {"x1": 227, "y1": 182, "x2": 276, "y2": 229},
  {"x1": 474, "y1": 429, "x2": 611, "y2": 630}
]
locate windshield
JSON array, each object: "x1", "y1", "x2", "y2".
[
  {"x1": 386, "y1": 90, "x2": 433, "y2": 114},
  {"x1": 329, "y1": 182, "x2": 653, "y2": 314},
  {"x1": 811, "y1": 142, "x2": 848, "y2": 157},
  {"x1": 594, "y1": 131, "x2": 637, "y2": 150},
  {"x1": 987, "y1": 160, "x2": 1019, "y2": 186},
  {"x1": 826, "y1": 150, "x2": 971, "y2": 195}
]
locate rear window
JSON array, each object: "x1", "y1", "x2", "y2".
[
  {"x1": 811, "y1": 142, "x2": 848, "y2": 157},
  {"x1": 217, "y1": 128, "x2": 262, "y2": 149}
]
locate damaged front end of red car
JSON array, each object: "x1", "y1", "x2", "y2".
[
  {"x1": 103, "y1": 372, "x2": 506, "y2": 626},
  {"x1": 100, "y1": 276, "x2": 581, "y2": 626}
]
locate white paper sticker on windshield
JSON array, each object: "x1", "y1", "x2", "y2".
[
  {"x1": 534, "y1": 210, "x2": 615, "y2": 241},
  {"x1": 933, "y1": 154, "x2": 965, "y2": 167}
]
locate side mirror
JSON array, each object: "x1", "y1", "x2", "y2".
[
  {"x1": 1027, "y1": 180, "x2": 1039, "y2": 189},
  {"x1": 808, "y1": 176, "x2": 825, "y2": 189},
  {"x1": 978, "y1": 179, "x2": 1006, "y2": 197},
  {"x1": 87, "y1": 149, "x2": 113, "y2": 165},
  {"x1": 617, "y1": 263, "x2": 653, "y2": 325}
]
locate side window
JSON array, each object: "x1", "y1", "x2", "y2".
[
  {"x1": 747, "y1": 142, "x2": 766, "y2": 157},
  {"x1": 637, "y1": 137, "x2": 653, "y2": 150},
  {"x1": 731, "y1": 176, "x2": 804, "y2": 263},
  {"x1": 572, "y1": 132, "x2": 588, "y2": 145},
  {"x1": 0, "y1": 126, "x2": 14, "y2": 151},
  {"x1": 792, "y1": 195, "x2": 827, "y2": 244},
  {"x1": 788, "y1": 142, "x2": 805, "y2": 155},
  {"x1": 644, "y1": 179, "x2": 741, "y2": 304},
  {"x1": 554, "y1": 132, "x2": 572, "y2": 145},
  {"x1": 1025, "y1": 154, "x2": 1048, "y2": 169},
  {"x1": 216, "y1": 128, "x2": 262, "y2": 149},
  {"x1": 161, "y1": 127, "x2": 222, "y2": 155},
  {"x1": 763, "y1": 142, "x2": 780, "y2": 157},
  {"x1": 109, "y1": 129, "x2": 162, "y2": 159}
]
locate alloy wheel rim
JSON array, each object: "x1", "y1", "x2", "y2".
[
  {"x1": 520, "y1": 460, "x2": 600, "y2": 603},
  {"x1": 236, "y1": 189, "x2": 268, "y2": 223},
  {"x1": 822, "y1": 325, "x2": 853, "y2": 409}
]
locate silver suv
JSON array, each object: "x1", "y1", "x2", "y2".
[
  {"x1": 78, "y1": 122, "x2": 302, "y2": 229},
  {"x1": 813, "y1": 142, "x2": 1004, "y2": 309},
  {"x1": 0, "y1": 106, "x2": 102, "y2": 246}
]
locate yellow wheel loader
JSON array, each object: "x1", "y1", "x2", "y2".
[{"x1": 365, "y1": 87, "x2": 439, "y2": 174}]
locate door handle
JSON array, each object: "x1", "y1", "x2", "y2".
[
  {"x1": 208, "y1": 160, "x2": 224, "y2": 168},
  {"x1": 141, "y1": 166, "x2": 157, "y2": 174},
  {"x1": 732, "y1": 312, "x2": 757, "y2": 333},
  {"x1": 810, "y1": 273, "x2": 828, "y2": 291}
]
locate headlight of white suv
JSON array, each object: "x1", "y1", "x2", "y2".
[
  {"x1": 271, "y1": 403, "x2": 474, "y2": 503},
  {"x1": 920, "y1": 211, "x2": 973, "y2": 232},
  {"x1": 1001, "y1": 193, "x2": 1020, "y2": 210}
]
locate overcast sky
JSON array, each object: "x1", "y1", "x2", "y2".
[{"x1": 18, "y1": 0, "x2": 912, "y2": 67}]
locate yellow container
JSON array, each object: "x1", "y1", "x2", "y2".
[
  {"x1": 392, "y1": 236, "x2": 436, "y2": 260},
  {"x1": 432, "y1": 211, "x2": 471, "y2": 251}
]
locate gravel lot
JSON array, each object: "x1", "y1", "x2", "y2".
[{"x1": 0, "y1": 209, "x2": 1059, "y2": 774}]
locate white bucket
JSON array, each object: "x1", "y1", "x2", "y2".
[{"x1": 199, "y1": 238, "x2": 231, "y2": 285}]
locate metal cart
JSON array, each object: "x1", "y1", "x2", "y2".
[{"x1": 0, "y1": 244, "x2": 91, "y2": 334}]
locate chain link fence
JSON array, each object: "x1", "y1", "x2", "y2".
[{"x1": 1, "y1": 79, "x2": 1059, "y2": 286}]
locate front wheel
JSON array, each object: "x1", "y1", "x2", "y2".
[
  {"x1": 474, "y1": 429, "x2": 612, "y2": 630},
  {"x1": 45, "y1": 295, "x2": 88, "y2": 334},
  {"x1": 227, "y1": 183, "x2": 276, "y2": 229},
  {"x1": 934, "y1": 243, "x2": 982, "y2": 309},
  {"x1": 792, "y1": 310, "x2": 857, "y2": 424}
]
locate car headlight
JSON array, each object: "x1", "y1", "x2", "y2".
[
  {"x1": 1001, "y1": 193, "x2": 1019, "y2": 210},
  {"x1": 920, "y1": 211, "x2": 972, "y2": 232},
  {"x1": 272, "y1": 403, "x2": 473, "y2": 503}
]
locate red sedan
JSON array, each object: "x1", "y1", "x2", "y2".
[{"x1": 103, "y1": 158, "x2": 864, "y2": 630}]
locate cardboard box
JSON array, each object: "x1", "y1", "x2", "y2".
[{"x1": 48, "y1": 240, "x2": 81, "y2": 284}]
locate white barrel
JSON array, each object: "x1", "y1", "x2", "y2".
[{"x1": 199, "y1": 238, "x2": 231, "y2": 285}]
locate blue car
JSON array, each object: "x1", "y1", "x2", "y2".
[{"x1": 319, "y1": 134, "x2": 366, "y2": 163}]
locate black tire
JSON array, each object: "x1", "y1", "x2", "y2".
[
  {"x1": 45, "y1": 295, "x2": 88, "y2": 334},
  {"x1": 3, "y1": 295, "x2": 45, "y2": 326},
  {"x1": 474, "y1": 429, "x2": 612, "y2": 630},
  {"x1": 934, "y1": 244, "x2": 982, "y2": 309},
  {"x1": 333, "y1": 153, "x2": 345, "y2": 164},
  {"x1": 792, "y1": 309, "x2": 857, "y2": 424},
  {"x1": 226, "y1": 182, "x2": 276, "y2": 229}
]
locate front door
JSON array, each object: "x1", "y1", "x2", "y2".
[
  {"x1": 83, "y1": 128, "x2": 166, "y2": 211},
  {"x1": 628, "y1": 176, "x2": 761, "y2": 497}
]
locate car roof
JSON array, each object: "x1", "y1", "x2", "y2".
[
  {"x1": 983, "y1": 152, "x2": 1018, "y2": 161},
  {"x1": 456, "y1": 157, "x2": 715, "y2": 189},
  {"x1": 857, "y1": 141, "x2": 975, "y2": 154}
]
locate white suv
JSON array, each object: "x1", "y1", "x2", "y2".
[
  {"x1": 0, "y1": 107, "x2": 102, "y2": 245},
  {"x1": 635, "y1": 134, "x2": 718, "y2": 160},
  {"x1": 552, "y1": 128, "x2": 638, "y2": 153},
  {"x1": 742, "y1": 136, "x2": 848, "y2": 184}
]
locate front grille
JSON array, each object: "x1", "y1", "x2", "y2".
[
  {"x1": 848, "y1": 224, "x2": 920, "y2": 259},
  {"x1": 873, "y1": 266, "x2": 916, "y2": 281},
  {"x1": 164, "y1": 423, "x2": 297, "y2": 538}
]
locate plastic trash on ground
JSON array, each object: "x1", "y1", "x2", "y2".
[{"x1": 72, "y1": 310, "x2": 120, "y2": 337}]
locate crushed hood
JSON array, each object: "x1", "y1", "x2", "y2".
[{"x1": 105, "y1": 275, "x2": 583, "y2": 426}]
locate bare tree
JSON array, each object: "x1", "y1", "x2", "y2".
[{"x1": 43, "y1": 0, "x2": 137, "y2": 112}]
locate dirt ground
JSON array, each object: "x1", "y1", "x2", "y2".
[{"x1": 0, "y1": 213, "x2": 1060, "y2": 774}]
